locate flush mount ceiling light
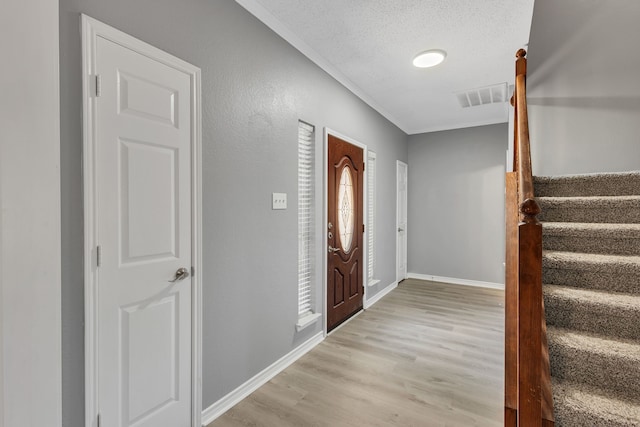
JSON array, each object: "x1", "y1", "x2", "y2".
[{"x1": 412, "y1": 49, "x2": 447, "y2": 68}]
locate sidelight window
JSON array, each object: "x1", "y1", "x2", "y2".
[
  {"x1": 367, "y1": 151, "x2": 378, "y2": 285},
  {"x1": 296, "y1": 121, "x2": 320, "y2": 329}
]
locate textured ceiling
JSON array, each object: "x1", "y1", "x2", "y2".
[{"x1": 236, "y1": 0, "x2": 535, "y2": 135}]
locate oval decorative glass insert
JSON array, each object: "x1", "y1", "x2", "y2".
[{"x1": 337, "y1": 166, "x2": 355, "y2": 252}]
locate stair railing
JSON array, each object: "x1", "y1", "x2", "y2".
[{"x1": 504, "y1": 49, "x2": 554, "y2": 427}]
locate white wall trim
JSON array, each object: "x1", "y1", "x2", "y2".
[
  {"x1": 407, "y1": 273, "x2": 505, "y2": 290},
  {"x1": 82, "y1": 14, "x2": 203, "y2": 427},
  {"x1": 323, "y1": 128, "x2": 369, "y2": 336},
  {"x1": 364, "y1": 281, "x2": 397, "y2": 309},
  {"x1": 408, "y1": 116, "x2": 509, "y2": 135},
  {"x1": 201, "y1": 332, "x2": 324, "y2": 425}
]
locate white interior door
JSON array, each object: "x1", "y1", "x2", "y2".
[
  {"x1": 83, "y1": 16, "x2": 201, "y2": 427},
  {"x1": 397, "y1": 161, "x2": 408, "y2": 282}
]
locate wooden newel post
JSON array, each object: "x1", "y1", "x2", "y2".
[
  {"x1": 517, "y1": 227, "x2": 543, "y2": 423},
  {"x1": 504, "y1": 172, "x2": 519, "y2": 426},
  {"x1": 517, "y1": 197, "x2": 543, "y2": 424}
]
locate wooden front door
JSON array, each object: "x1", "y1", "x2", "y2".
[{"x1": 327, "y1": 134, "x2": 364, "y2": 332}]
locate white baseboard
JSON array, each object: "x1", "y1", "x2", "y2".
[
  {"x1": 363, "y1": 281, "x2": 398, "y2": 309},
  {"x1": 407, "y1": 273, "x2": 504, "y2": 290},
  {"x1": 201, "y1": 331, "x2": 324, "y2": 425}
]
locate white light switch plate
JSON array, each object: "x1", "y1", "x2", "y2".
[{"x1": 272, "y1": 192, "x2": 287, "y2": 210}]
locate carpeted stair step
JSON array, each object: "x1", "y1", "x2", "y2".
[
  {"x1": 547, "y1": 326, "x2": 640, "y2": 400},
  {"x1": 537, "y1": 195, "x2": 640, "y2": 224},
  {"x1": 536, "y1": 171, "x2": 640, "y2": 426},
  {"x1": 534, "y1": 171, "x2": 640, "y2": 197},
  {"x1": 542, "y1": 222, "x2": 640, "y2": 256},
  {"x1": 552, "y1": 378, "x2": 640, "y2": 427},
  {"x1": 543, "y1": 284, "x2": 640, "y2": 340},
  {"x1": 542, "y1": 251, "x2": 640, "y2": 294}
]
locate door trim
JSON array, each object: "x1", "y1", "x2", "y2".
[
  {"x1": 81, "y1": 15, "x2": 203, "y2": 427},
  {"x1": 323, "y1": 128, "x2": 368, "y2": 336},
  {"x1": 396, "y1": 160, "x2": 408, "y2": 283}
]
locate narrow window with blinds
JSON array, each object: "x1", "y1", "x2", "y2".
[
  {"x1": 296, "y1": 120, "x2": 320, "y2": 331},
  {"x1": 367, "y1": 151, "x2": 379, "y2": 286}
]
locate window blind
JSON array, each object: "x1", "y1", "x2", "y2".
[
  {"x1": 298, "y1": 121, "x2": 315, "y2": 317},
  {"x1": 367, "y1": 151, "x2": 377, "y2": 283}
]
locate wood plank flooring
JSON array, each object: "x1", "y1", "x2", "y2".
[{"x1": 208, "y1": 279, "x2": 505, "y2": 427}]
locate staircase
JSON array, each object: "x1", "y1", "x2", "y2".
[{"x1": 535, "y1": 171, "x2": 640, "y2": 426}]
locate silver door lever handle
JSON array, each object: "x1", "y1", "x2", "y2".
[
  {"x1": 169, "y1": 267, "x2": 190, "y2": 282},
  {"x1": 328, "y1": 246, "x2": 340, "y2": 253}
]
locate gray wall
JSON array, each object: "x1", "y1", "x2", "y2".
[
  {"x1": 2, "y1": 0, "x2": 62, "y2": 425},
  {"x1": 59, "y1": 0, "x2": 407, "y2": 425},
  {"x1": 526, "y1": 0, "x2": 640, "y2": 176},
  {"x1": 407, "y1": 124, "x2": 507, "y2": 285}
]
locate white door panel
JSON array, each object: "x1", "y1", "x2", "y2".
[
  {"x1": 122, "y1": 295, "x2": 179, "y2": 424},
  {"x1": 95, "y1": 34, "x2": 192, "y2": 427},
  {"x1": 119, "y1": 139, "x2": 178, "y2": 263},
  {"x1": 118, "y1": 71, "x2": 179, "y2": 127}
]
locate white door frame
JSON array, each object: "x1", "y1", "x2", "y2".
[
  {"x1": 81, "y1": 15, "x2": 203, "y2": 427},
  {"x1": 396, "y1": 160, "x2": 408, "y2": 283},
  {"x1": 322, "y1": 128, "x2": 369, "y2": 336}
]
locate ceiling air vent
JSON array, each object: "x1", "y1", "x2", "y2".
[{"x1": 455, "y1": 82, "x2": 508, "y2": 108}]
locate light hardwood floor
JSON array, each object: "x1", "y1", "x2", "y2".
[{"x1": 209, "y1": 279, "x2": 505, "y2": 427}]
